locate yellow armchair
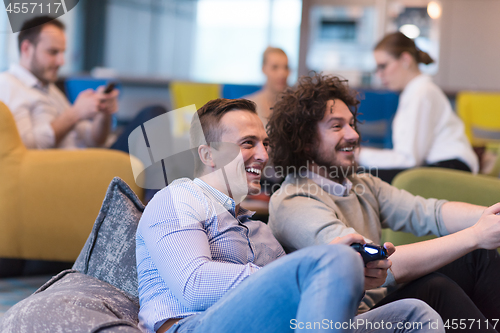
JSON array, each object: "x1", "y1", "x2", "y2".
[{"x1": 0, "y1": 102, "x2": 143, "y2": 262}]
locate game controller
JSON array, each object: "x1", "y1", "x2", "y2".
[{"x1": 350, "y1": 243, "x2": 388, "y2": 265}]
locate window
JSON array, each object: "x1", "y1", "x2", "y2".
[{"x1": 192, "y1": 0, "x2": 301, "y2": 84}]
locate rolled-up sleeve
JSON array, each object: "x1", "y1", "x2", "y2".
[
  {"x1": 269, "y1": 193, "x2": 372, "y2": 253},
  {"x1": 27, "y1": 99, "x2": 57, "y2": 149},
  {"x1": 374, "y1": 176, "x2": 449, "y2": 237},
  {"x1": 74, "y1": 120, "x2": 95, "y2": 148},
  {"x1": 0, "y1": 80, "x2": 56, "y2": 149}
]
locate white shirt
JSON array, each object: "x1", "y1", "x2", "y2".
[
  {"x1": 359, "y1": 74, "x2": 479, "y2": 173},
  {"x1": 0, "y1": 64, "x2": 94, "y2": 149}
]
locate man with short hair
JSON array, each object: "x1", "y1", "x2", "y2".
[
  {"x1": 0, "y1": 16, "x2": 118, "y2": 149},
  {"x1": 267, "y1": 73, "x2": 500, "y2": 332},
  {"x1": 136, "y1": 98, "x2": 443, "y2": 333}
]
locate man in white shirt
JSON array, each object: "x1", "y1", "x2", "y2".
[{"x1": 0, "y1": 16, "x2": 119, "y2": 149}]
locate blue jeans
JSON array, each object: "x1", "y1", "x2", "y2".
[{"x1": 167, "y1": 245, "x2": 443, "y2": 332}]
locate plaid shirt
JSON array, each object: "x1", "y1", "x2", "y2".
[{"x1": 136, "y1": 178, "x2": 285, "y2": 333}]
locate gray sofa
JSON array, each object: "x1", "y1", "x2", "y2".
[{"x1": 0, "y1": 178, "x2": 146, "y2": 332}]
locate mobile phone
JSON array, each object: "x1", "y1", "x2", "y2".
[{"x1": 103, "y1": 82, "x2": 116, "y2": 94}]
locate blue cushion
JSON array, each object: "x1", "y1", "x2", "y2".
[
  {"x1": 356, "y1": 89, "x2": 399, "y2": 149},
  {"x1": 222, "y1": 84, "x2": 262, "y2": 99}
]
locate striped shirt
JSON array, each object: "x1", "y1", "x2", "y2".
[{"x1": 136, "y1": 178, "x2": 285, "y2": 333}]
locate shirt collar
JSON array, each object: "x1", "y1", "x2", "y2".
[
  {"x1": 9, "y1": 63, "x2": 47, "y2": 91},
  {"x1": 403, "y1": 74, "x2": 430, "y2": 94},
  {"x1": 301, "y1": 169, "x2": 352, "y2": 197},
  {"x1": 193, "y1": 178, "x2": 254, "y2": 218}
]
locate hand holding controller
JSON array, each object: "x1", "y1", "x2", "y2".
[{"x1": 350, "y1": 243, "x2": 388, "y2": 265}]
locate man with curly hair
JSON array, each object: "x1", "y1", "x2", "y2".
[
  {"x1": 136, "y1": 98, "x2": 444, "y2": 333},
  {"x1": 267, "y1": 73, "x2": 500, "y2": 332}
]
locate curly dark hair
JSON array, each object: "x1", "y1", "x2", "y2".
[{"x1": 267, "y1": 73, "x2": 360, "y2": 173}]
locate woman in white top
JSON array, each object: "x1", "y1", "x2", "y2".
[{"x1": 358, "y1": 32, "x2": 478, "y2": 183}]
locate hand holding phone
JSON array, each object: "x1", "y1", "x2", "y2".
[
  {"x1": 103, "y1": 82, "x2": 116, "y2": 94},
  {"x1": 98, "y1": 82, "x2": 119, "y2": 115}
]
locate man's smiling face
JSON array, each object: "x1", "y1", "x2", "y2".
[
  {"x1": 311, "y1": 99, "x2": 359, "y2": 181},
  {"x1": 218, "y1": 110, "x2": 269, "y2": 195}
]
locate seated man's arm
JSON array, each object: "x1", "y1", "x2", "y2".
[
  {"x1": 13, "y1": 100, "x2": 54, "y2": 149},
  {"x1": 376, "y1": 178, "x2": 500, "y2": 283},
  {"x1": 139, "y1": 184, "x2": 261, "y2": 311},
  {"x1": 441, "y1": 201, "x2": 485, "y2": 233},
  {"x1": 389, "y1": 202, "x2": 500, "y2": 283},
  {"x1": 60, "y1": 87, "x2": 119, "y2": 148},
  {"x1": 74, "y1": 111, "x2": 114, "y2": 148},
  {"x1": 2, "y1": 83, "x2": 58, "y2": 148},
  {"x1": 270, "y1": 175, "x2": 500, "y2": 287},
  {"x1": 51, "y1": 88, "x2": 116, "y2": 147},
  {"x1": 88, "y1": 86, "x2": 119, "y2": 147},
  {"x1": 269, "y1": 194, "x2": 368, "y2": 253},
  {"x1": 51, "y1": 89, "x2": 104, "y2": 146},
  {"x1": 88, "y1": 112, "x2": 113, "y2": 147},
  {"x1": 50, "y1": 105, "x2": 81, "y2": 146},
  {"x1": 270, "y1": 194, "x2": 392, "y2": 290}
]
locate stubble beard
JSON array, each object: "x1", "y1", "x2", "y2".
[
  {"x1": 30, "y1": 54, "x2": 57, "y2": 85},
  {"x1": 311, "y1": 147, "x2": 358, "y2": 182}
]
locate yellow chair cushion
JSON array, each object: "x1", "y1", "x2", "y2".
[
  {"x1": 0, "y1": 102, "x2": 144, "y2": 261},
  {"x1": 456, "y1": 92, "x2": 500, "y2": 147},
  {"x1": 169, "y1": 82, "x2": 221, "y2": 136}
]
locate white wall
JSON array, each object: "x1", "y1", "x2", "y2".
[
  {"x1": 104, "y1": 0, "x2": 197, "y2": 79},
  {"x1": 434, "y1": 0, "x2": 500, "y2": 91},
  {"x1": 299, "y1": 0, "x2": 500, "y2": 92}
]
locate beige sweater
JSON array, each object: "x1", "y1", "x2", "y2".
[{"x1": 268, "y1": 172, "x2": 448, "y2": 312}]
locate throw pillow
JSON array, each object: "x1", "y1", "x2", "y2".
[
  {"x1": 0, "y1": 270, "x2": 141, "y2": 332},
  {"x1": 72, "y1": 177, "x2": 145, "y2": 303}
]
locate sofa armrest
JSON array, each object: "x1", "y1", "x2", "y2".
[{"x1": 11, "y1": 149, "x2": 143, "y2": 261}]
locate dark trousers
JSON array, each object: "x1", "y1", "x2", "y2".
[
  {"x1": 370, "y1": 158, "x2": 472, "y2": 184},
  {"x1": 374, "y1": 249, "x2": 500, "y2": 333}
]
